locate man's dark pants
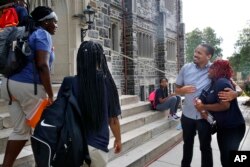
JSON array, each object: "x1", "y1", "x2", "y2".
[{"x1": 181, "y1": 115, "x2": 213, "y2": 167}]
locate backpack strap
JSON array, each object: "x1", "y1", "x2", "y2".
[
  {"x1": 32, "y1": 60, "x2": 37, "y2": 95},
  {"x1": 6, "y1": 78, "x2": 12, "y2": 105},
  {"x1": 59, "y1": 76, "x2": 74, "y2": 97},
  {"x1": 6, "y1": 28, "x2": 17, "y2": 105},
  {"x1": 6, "y1": 27, "x2": 18, "y2": 47},
  {"x1": 57, "y1": 76, "x2": 91, "y2": 166},
  {"x1": 62, "y1": 76, "x2": 91, "y2": 166}
]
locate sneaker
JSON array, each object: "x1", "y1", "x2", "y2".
[
  {"x1": 168, "y1": 114, "x2": 180, "y2": 121},
  {"x1": 173, "y1": 114, "x2": 180, "y2": 119}
]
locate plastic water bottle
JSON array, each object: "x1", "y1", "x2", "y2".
[{"x1": 207, "y1": 112, "x2": 216, "y2": 125}]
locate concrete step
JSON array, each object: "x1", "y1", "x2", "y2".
[
  {"x1": 0, "y1": 99, "x2": 7, "y2": 107},
  {"x1": 110, "y1": 111, "x2": 164, "y2": 137},
  {"x1": 0, "y1": 128, "x2": 11, "y2": 154},
  {"x1": 52, "y1": 83, "x2": 140, "y2": 107},
  {"x1": 0, "y1": 100, "x2": 150, "y2": 130},
  {"x1": 0, "y1": 118, "x2": 180, "y2": 166},
  {"x1": 0, "y1": 128, "x2": 31, "y2": 154},
  {"x1": 0, "y1": 130, "x2": 182, "y2": 167},
  {"x1": 0, "y1": 110, "x2": 162, "y2": 153},
  {"x1": 121, "y1": 102, "x2": 151, "y2": 118},
  {"x1": 0, "y1": 95, "x2": 142, "y2": 115},
  {"x1": 107, "y1": 127, "x2": 182, "y2": 167},
  {"x1": 0, "y1": 113, "x2": 12, "y2": 130},
  {"x1": 0, "y1": 100, "x2": 9, "y2": 114},
  {"x1": 52, "y1": 83, "x2": 61, "y2": 96},
  {"x1": 120, "y1": 95, "x2": 140, "y2": 106},
  {"x1": 0, "y1": 145, "x2": 34, "y2": 167},
  {"x1": 108, "y1": 118, "x2": 179, "y2": 161}
]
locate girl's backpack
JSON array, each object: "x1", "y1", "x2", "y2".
[
  {"x1": 31, "y1": 77, "x2": 91, "y2": 167},
  {"x1": 149, "y1": 90, "x2": 156, "y2": 110},
  {"x1": 0, "y1": 7, "x2": 19, "y2": 28},
  {"x1": 0, "y1": 26, "x2": 31, "y2": 77}
]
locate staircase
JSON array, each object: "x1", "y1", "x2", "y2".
[{"x1": 0, "y1": 93, "x2": 182, "y2": 167}]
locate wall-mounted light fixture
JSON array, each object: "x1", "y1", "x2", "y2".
[{"x1": 73, "y1": 5, "x2": 95, "y2": 41}]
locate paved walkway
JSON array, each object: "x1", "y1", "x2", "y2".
[{"x1": 148, "y1": 96, "x2": 250, "y2": 167}]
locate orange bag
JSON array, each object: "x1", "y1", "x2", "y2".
[
  {"x1": 0, "y1": 7, "x2": 19, "y2": 28},
  {"x1": 26, "y1": 99, "x2": 49, "y2": 128}
]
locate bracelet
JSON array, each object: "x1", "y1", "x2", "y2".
[{"x1": 201, "y1": 110, "x2": 206, "y2": 113}]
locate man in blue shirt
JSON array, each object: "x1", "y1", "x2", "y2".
[{"x1": 175, "y1": 44, "x2": 240, "y2": 167}]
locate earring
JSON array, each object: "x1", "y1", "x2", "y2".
[{"x1": 45, "y1": 22, "x2": 48, "y2": 25}]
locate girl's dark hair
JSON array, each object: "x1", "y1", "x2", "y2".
[
  {"x1": 200, "y1": 43, "x2": 215, "y2": 57},
  {"x1": 30, "y1": 6, "x2": 53, "y2": 25},
  {"x1": 77, "y1": 41, "x2": 120, "y2": 132},
  {"x1": 160, "y1": 78, "x2": 168, "y2": 83}
]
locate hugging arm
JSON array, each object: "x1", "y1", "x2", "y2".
[
  {"x1": 199, "y1": 101, "x2": 230, "y2": 112},
  {"x1": 218, "y1": 79, "x2": 242, "y2": 102}
]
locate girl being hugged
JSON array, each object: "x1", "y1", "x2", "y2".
[{"x1": 195, "y1": 60, "x2": 245, "y2": 167}]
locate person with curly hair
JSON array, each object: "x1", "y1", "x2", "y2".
[
  {"x1": 195, "y1": 60, "x2": 246, "y2": 167},
  {"x1": 175, "y1": 44, "x2": 242, "y2": 167}
]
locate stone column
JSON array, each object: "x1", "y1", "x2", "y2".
[
  {"x1": 123, "y1": 0, "x2": 139, "y2": 95},
  {"x1": 28, "y1": 0, "x2": 84, "y2": 82},
  {"x1": 156, "y1": 2, "x2": 167, "y2": 80}
]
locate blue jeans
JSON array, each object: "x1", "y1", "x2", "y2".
[{"x1": 156, "y1": 96, "x2": 181, "y2": 115}]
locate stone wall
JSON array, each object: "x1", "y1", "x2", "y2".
[
  {"x1": 28, "y1": 0, "x2": 185, "y2": 99},
  {"x1": 122, "y1": 0, "x2": 185, "y2": 100}
]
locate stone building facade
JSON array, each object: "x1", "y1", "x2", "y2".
[{"x1": 28, "y1": 0, "x2": 185, "y2": 100}]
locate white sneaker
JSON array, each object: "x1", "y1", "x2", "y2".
[
  {"x1": 173, "y1": 114, "x2": 180, "y2": 119},
  {"x1": 168, "y1": 114, "x2": 180, "y2": 121}
]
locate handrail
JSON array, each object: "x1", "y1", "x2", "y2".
[{"x1": 110, "y1": 50, "x2": 177, "y2": 77}]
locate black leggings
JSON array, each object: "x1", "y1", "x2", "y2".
[{"x1": 217, "y1": 124, "x2": 246, "y2": 167}]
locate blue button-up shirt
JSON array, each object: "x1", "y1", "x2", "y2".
[{"x1": 176, "y1": 62, "x2": 211, "y2": 120}]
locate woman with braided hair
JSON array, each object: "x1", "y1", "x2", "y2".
[
  {"x1": 57, "y1": 41, "x2": 122, "y2": 167},
  {"x1": 195, "y1": 60, "x2": 246, "y2": 167}
]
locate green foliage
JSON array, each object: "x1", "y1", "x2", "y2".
[
  {"x1": 185, "y1": 27, "x2": 223, "y2": 62},
  {"x1": 186, "y1": 28, "x2": 203, "y2": 62},
  {"x1": 228, "y1": 25, "x2": 250, "y2": 80}
]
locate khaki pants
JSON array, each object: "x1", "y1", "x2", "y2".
[
  {"x1": 82, "y1": 146, "x2": 108, "y2": 167},
  {"x1": 0, "y1": 78, "x2": 47, "y2": 140}
]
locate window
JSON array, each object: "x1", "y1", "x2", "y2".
[
  {"x1": 142, "y1": 34, "x2": 146, "y2": 57},
  {"x1": 137, "y1": 32, "x2": 153, "y2": 58},
  {"x1": 111, "y1": 23, "x2": 119, "y2": 52},
  {"x1": 168, "y1": 83, "x2": 172, "y2": 94},
  {"x1": 149, "y1": 85, "x2": 155, "y2": 93},
  {"x1": 140, "y1": 86, "x2": 145, "y2": 101},
  {"x1": 167, "y1": 39, "x2": 176, "y2": 61},
  {"x1": 137, "y1": 32, "x2": 142, "y2": 56}
]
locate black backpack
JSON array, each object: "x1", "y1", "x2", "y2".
[
  {"x1": 31, "y1": 76, "x2": 91, "y2": 167},
  {"x1": 0, "y1": 26, "x2": 32, "y2": 77}
]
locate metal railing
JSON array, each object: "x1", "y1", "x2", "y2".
[
  {"x1": 110, "y1": 50, "x2": 177, "y2": 78},
  {"x1": 110, "y1": 49, "x2": 178, "y2": 100}
]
